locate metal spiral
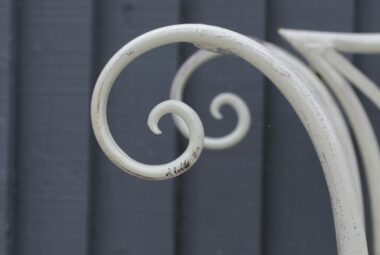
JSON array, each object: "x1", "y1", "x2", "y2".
[
  {"x1": 91, "y1": 24, "x2": 367, "y2": 254},
  {"x1": 170, "y1": 49, "x2": 250, "y2": 150}
]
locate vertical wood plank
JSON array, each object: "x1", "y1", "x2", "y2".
[
  {"x1": 178, "y1": 1, "x2": 266, "y2": 255},
  {"x1": 263, "y1": 1, "x2": 355, "y2": 254},
  {"x1": 15, "y1": 1, "x2": 95, "y2": 254},
  {"x1": 353, "y1": 1, "x2": 380, "y2": 253},
  {"x1": 90, "y1": 1, "x2": 179, "y2": 254},
  {"x1": 353, "y1": 4, "x2": 380, "y2": 141},
  {"x1": 0, "y1": 0, "x2": 18, "y2": 254}
]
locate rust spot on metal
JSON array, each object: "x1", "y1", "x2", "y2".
[{"x1": 184, "y1": 160, "x2": 190, "y2": 169}]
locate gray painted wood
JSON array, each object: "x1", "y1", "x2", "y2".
[
  {"x1": 177, "y1": 1, "x2": 266, "y2": 255},
  {"x1": 90, "y1": 1, "x2": 179, "y2": 255},
  {"x1": 354, "y1": 1, "x2": 380, "y2": 253},
  {"x1": 15, "y1": 1, "x2": 95, "y2": 254},
  {"x1": 263, "y1": 1, "x2": 355, "y2": 254},
  {"x1": 0, "y1": 0, "x2": 18, "y2": 254}
]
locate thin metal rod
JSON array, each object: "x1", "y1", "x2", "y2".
[
  {"x1": 170, "y1": 50, "x2": 251, "y2": 150},
  {"x1": 91, "y1": 24, "x2": 367, "y2": 255},
  {"x1": 280, "y1": 29, "x2": 380, "y2": 255},
  {"x1": 170, "y1": 45, "x2": 364, "y2": 223}
]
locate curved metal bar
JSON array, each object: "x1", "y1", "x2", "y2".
[
  {"x1": 264, "y1": 43, "x2": 364, "y2": 219},
  {"x1": 307, "y1": 53, "x2": 380, "y2": 255},
  {"x1": 91, "y1": 24, "x2": 367, "y2": 254},
  {"x1": 92, "y1": 98, "x2": 204, "y2": 180},
  {"x1": 280, "y1": 29, "x2": 380, "y2": 110},
  {"x1": 170, "y1": 50, "x2": 251, "y2": 150},
  {"x1": 278, "y1": 29, "x2": 380, "y2": 53},
  {"x1": 324, "y1": 48, "x2": 380, "y2": 110},
  {"x1": 280, "y1": 29, "x2": 380, "y2": 255},
  {"x1": 171, "y1": 43, "x2": 364, "y2": 221}
]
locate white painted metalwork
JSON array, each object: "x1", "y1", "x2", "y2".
[
  {"x1": 170, "y1": 44, "x2": 364, "y2": 221},
  {"x1": 91, "y1": 24, "x2": 367, "y2": 255},
  {"x1": 170, "y1": 51, "x2": 251, "y2": 150},
  {"x1": 280, "y1": 29, "x2": 380, "y2": 255}
]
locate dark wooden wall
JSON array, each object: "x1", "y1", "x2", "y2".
[{"x1": 0, "y1": 0, "x2": 379, "y2": 255}]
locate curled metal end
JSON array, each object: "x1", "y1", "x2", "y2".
[
  {"x1": 170, "y1": 50, "x2": 251, "y2": 150},
  {"x1": 90, "y1": 24, "x2": 367, "y2": 253},
  {"x1": 207, "y1": 92, "x2": 251, "y2": 150},
  {"x1": 92, "y1": 95, "x2": 204, "y2": 180},
  {"x1": 90, "y1": 29, "x2": 207, "y2": 180}
]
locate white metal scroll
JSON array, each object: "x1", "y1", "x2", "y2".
[
  {"x1": 170, "y1": 43, "x2": 364, "y2": 218},
  {"x1": 280, "y1": 29, "x2": 380, "y2": 255},
  {"x1": 91, "y1": 24, "x2": 367, "y2": 255}
]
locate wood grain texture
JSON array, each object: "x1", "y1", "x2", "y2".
[
  {"x1": 177, "y1": 1, "x2": 266, "y2": 255},
  {"x1": 263, "y1": 1, "x2": 355, "y2": 254},
  {"x1": 15, "y1": 1, "x2": 95, "y2": 254},
  {"x1": 0, "y1": 0, "x2": 18, "y2": 254},
  {"x1": 89, "y1": 0, "x2": 179, "y2": 254}
]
